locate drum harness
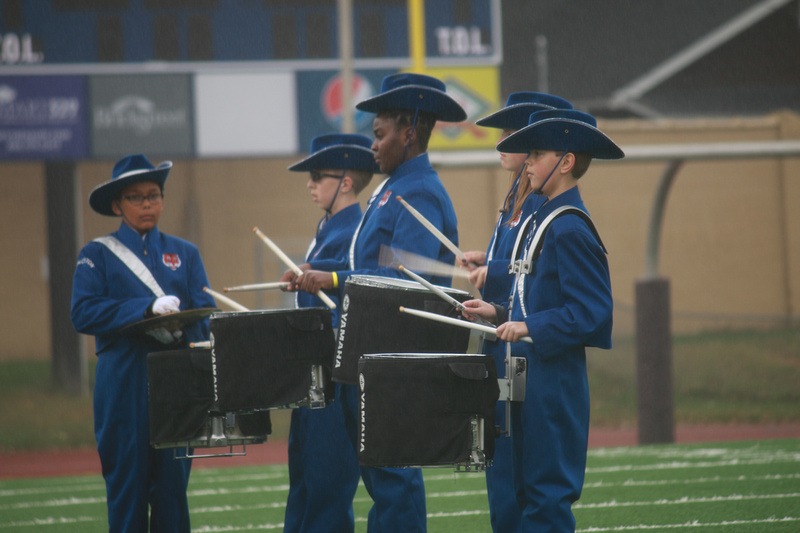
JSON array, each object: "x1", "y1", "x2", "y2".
[{"x1": 501, "y1": 205, "x2": 606, "y2": 436}]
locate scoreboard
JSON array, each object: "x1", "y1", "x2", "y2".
[{"x1": 0, "y1": 0, "x2": 500, "y2": 68}]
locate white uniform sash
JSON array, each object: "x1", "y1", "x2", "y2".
[{"x1": 94, "y1": 235, "x2": 166, "y2": 298}]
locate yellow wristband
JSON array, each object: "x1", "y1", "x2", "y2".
[{"x1": 331, "y1": 272, "x2": 338, "y2": 289}]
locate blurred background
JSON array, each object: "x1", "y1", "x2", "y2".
[{"x1": 1, "y1": 0, "x2": 798, "y2": 451}]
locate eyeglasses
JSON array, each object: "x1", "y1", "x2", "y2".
[
  {"x1": 310, "y1": 171, "x2": 343, "y2": 183},
  {"x1": 122, "y1": 193, "x2": 163, "y2": 206}
]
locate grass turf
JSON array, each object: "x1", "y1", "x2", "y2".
[{"x1": 1, "y1": 438, "x2": 797, "y2": 532}]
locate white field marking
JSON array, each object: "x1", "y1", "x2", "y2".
[
  {"x1": 192, "y1": 523, "x2": 284, "y2": 531},
  {"x1": 586, "y1": 456, "x2": 799, "y2": 474},
  {"x1": 193, "y1": 501, "x2": 287, "y2": 514},
  {"x1": 574, "y1": 491, "x2": 800, "y2": 510},
  {"x1": 0, "y1": 482, "x2": 105, "y2": 498},
  {"x1": 427, "y1": 509, "x2": 490, "y2": 518},
  {"x1": 0, "y1": 516, "x2": 100, "y2": 529},
  {"x1": 576, "y1": 515, "x2": 800, "y2": 532},
  {"x1": 423, "y1": 472, "x2": 485, "y2": 482},
  {"x1": 583, "y1": 472, "x2": 800, "y2": 489},
  {"x1": 189, "y1": 484, "x2": 290, "y2": 497},
  {"x1": 588, "y1": 444, "x2": 800, "y2": 461},
  {"x1": 191, "y1": 471, "x2": 288, "y2": 484},
  {"x1": 0, "y1": 496, "x2": 106, "y2": 510}
]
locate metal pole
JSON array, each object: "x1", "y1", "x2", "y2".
[
  {"x1": 45, "y1": 160, "x2": 88, "y2": 396},
  {"x1": 636, "y1": 160, "x2": 682, "y2": 444},
  {"x1": 337, "y1": 0, "x2": 354, "y2": 133},
  {"x1": 408, "y1": 0, "x2": 426, "y2": 72}
]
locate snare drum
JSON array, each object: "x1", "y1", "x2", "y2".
[
  {"x1": 210, "y1": 308, "x2": 335, "y2": 412},
  {"x1": 147, "y1": 348, "x2": 270, "y2": 450},
  {"x1": 357, "y1": 353, "x2": 499, "y2": 470},
  {"x1": 335, "y1": 275, "x2": 472, "y2": 384}
]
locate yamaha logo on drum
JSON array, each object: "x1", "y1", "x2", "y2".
[
  {"x1": 359, "y1": 372, "x2": 366, "y2": 452},
  {"x1": 335, "y1": 296, "x2": 349, "y2": 369}
]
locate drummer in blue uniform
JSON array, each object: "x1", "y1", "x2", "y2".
[
  {"x1": 283, "y1": 133, "x2": 377, "y2": 533},
  {"x1": 460, "y1": 92, "x2": 573, "y2": 533},
  {"x1": 283, "y1": 72, "x2": 466, "y2": 532},
  {"x1": 71, "y1": 154, "x2": 216, "y2": 533},
  {"x1": 460, "y1": 109, "x2": 623, "y2": 532}
]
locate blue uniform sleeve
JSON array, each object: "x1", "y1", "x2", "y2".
[
  {"x1": 70, "y1": 243, "x2": 153, "y2": 337},
  {"x1": 522, "y1": 227, "x2": 613, "y2": 359}
]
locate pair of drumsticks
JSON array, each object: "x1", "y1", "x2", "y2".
[{"x1": 207, "y1": 196, "x2": 529, "y2": 343}]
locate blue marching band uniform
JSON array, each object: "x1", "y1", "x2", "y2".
[
  {"x1": 284, "y1": 134, "x2": 373, "y2": 533},
  {"x1": 474, "y1": 91, "x2": 573, "y2": 533},
  {"x1": 71, "y1": 155, "x2": 216, "y2": 532},
  {"x1": 309, "y1": 74, "x2": 464, "y2": 532},
  {"x1": 71, "y1": 75, "x2": 623, "y2": 533}
]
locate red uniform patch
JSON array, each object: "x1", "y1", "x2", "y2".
[
  {"x1": 510, "y1": 212, "x2": 522, "y2": 228},
  {"x1": 377, "y1": 190, "x2": 392, "y2": 207},
  {"x1": 162, "y1": 253, "x2": 182, "y2": 271}
]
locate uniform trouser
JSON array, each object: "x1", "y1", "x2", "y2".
[
  {"x1": 339, "y1": 383, "x2": 428, "y2": 533},
  {"x1": 484, "y1": 339, "x2": 523, "y2": 533},
  {"x1": 94, "y1": 348, "x2": 192, "y2": 533},
  {"x1": 284, "y1": 384, "x2": 361, "y2": 533},
  {"x1": 510, "y1": 349, "x2": 590, "y2": 533}
]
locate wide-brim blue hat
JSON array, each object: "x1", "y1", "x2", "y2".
[
  {"x1": 496, "y1": 109, "x2": 625, "y2": 160},
  {"x1": 289, "y1": 133, "x2": 379, "y2": 173},
  {"x1": 476, "y1": 92, "x2": 573, "y2": 131},
  {"x1": 89, "y1": 154, "x2": 172, "y2": 216},
  {"x1": 355, "y1": 73, "x2": 467, "y2": 123}
]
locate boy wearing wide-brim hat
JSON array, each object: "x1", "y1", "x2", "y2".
[
  {"x1": 71, "y1": 154, "x2": 216, "y2": 533},
  {"x1": 282, "y1": 134, "x2": 376, "y2": 533},
  {"x1": 461, "y1": 92, "x2": 573, "y2": 533},
  {"x1": 286, "y1": 72, "x2": 466, "y2": 532},
  {"x1": 461, "y1": 109, "x2": 623, "y2": 531}
]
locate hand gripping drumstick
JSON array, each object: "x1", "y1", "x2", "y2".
[
  {"x1": 395, "y1": 196, "x2": 471, "y2": 265},
  {"x1": 399, "y1": 305, "x2": 533, "y2": 344},
  {"x1": 398, "y1": 264, "x2": 495, "y2": 328},
  {"x1": 224, "y1": 281, "x2": 290, "y2": 293},
  {"x1": 253, "y1": 227, "x2": 337, "y2": 310},
  {"x1": 203, "y1": 286, "x2": 250, "y2": 312}
]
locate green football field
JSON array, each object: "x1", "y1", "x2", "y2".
[{"x1": 1, "y1": 438, "x2": 798, "y2": 532}]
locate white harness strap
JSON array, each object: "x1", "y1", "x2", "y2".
[
  {"x1": 509, "y1": 206, "x2": 605, "y2": 318},
  {"x1": 349, "y1": 177, "x2": 389, "y2": 270},
  {"x1": 94, "y1": 235, "x2": 166, "y2": 298}
]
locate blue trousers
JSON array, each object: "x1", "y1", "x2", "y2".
[
  {"x1": 339, "y1": 383, "x2": 428, "y2": 532},
  {"x1": 94, "y1": 349, "x2": 192, "y2": 533},
  {"x1": 485, "y1": 340, "x2": 523, "y2": 532},
  {"x1": 510, "y1": 350, "x2": 590, "y2": 533},
  {"x1": 284, "y1": 386, "x2": 361, "y2": 533}
]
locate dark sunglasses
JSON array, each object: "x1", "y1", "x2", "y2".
[{"x1": 310, "y1": 171, "x2": 344, "y2": 183}]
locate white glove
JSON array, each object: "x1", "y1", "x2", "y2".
[
  {"x1": 152, "y1": 295, "x2": 181, "y2": 315},
  {"x1": 146, "y1": 327, "x2": 185, "y2": 345}
]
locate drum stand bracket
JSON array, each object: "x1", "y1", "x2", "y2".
[
  {"x1": 455, "y1": 417, "x2": 489, "y2": 472},
  {"x1": 498, "y1": 356, "x2": 527, "y2": 438},
  {"x1": 498, "y1": 356, "x2": 526, "y2": 403}
]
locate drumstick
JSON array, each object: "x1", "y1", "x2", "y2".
[
  {"x1": 396, "y1": 196, "x2": 469, "y2": 264},
  {"x1": 224, "y1": 281, "x2": 290, "y2": 293},
  {"x1": 399, "y1": 305, "x2": 533, "y2": 344},
  {"x1": 190, "y1": 341, "x2": 211, "y2": 348},
  {"x1": 398, "y1": 265, "x2": 495, "y2": 328},
  {"x1": 253, "y1": 227, "x2": 337, "y2": 310},
  {"x1": 378, "y1": 245, "x2": 470, "y2": 280},
  {"x1": 203, "y1": 286, "x2": 250, "y2": 312}
]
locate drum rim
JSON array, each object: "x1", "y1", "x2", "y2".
[
  {"x1": 345, "y1": 274, "x2": 471, "y2": 295},
  {"x1": 360, "y1": 352, "x2": 488, "y2": 359}
]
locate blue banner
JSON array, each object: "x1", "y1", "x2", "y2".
[{"x1": 0, "y1": 76, "x2": 87, "y2": 160}]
